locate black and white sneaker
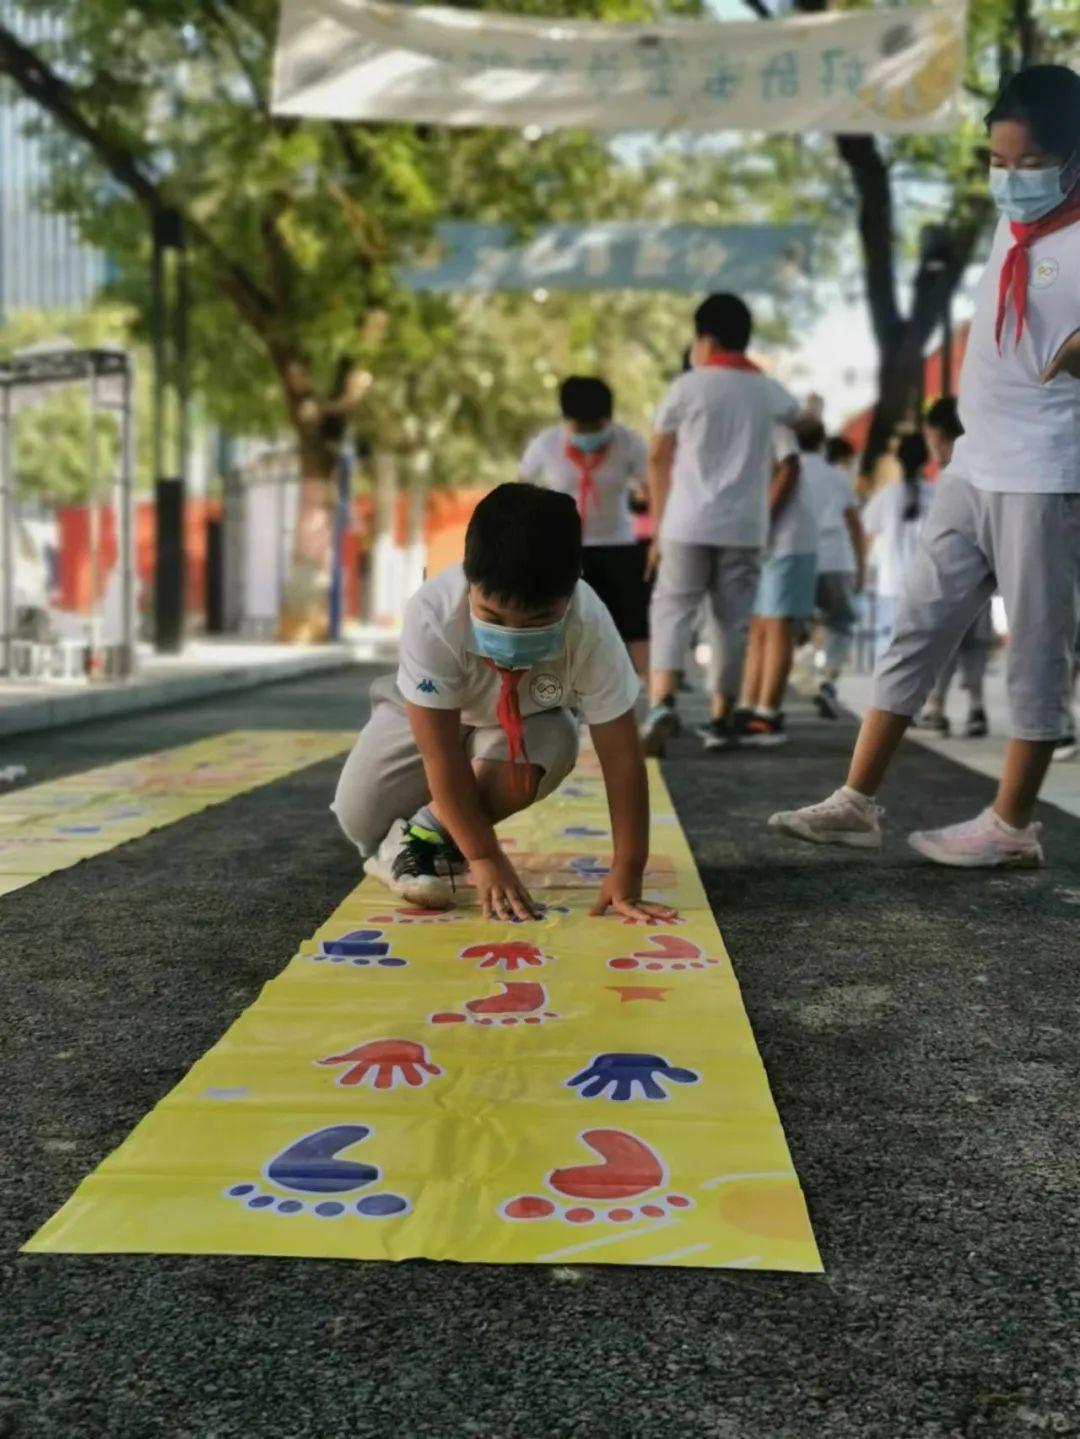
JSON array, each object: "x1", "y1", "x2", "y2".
[
  {"x1": 1051, "y1": 734, "x2": 1078, "y2": 762},
  {"x1": 695, "y1": 718, "x2": 740, "y2": 752},
  {"x1": 964, "y1": 708, "x2": 989, "y2": 739},
  {"x1": 814, "y1": 682, "x2": 841, "y2": 720},
  {"x1": 641, "y1": 702, "x2": 681, "y2": 758},
  {"x1": 364, "y1": 819, "x2": 453, "y2": 908}
]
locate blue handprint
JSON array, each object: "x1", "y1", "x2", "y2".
[{"x1": 566, "y1": 1053, "x2": 699, "y2": 1102}]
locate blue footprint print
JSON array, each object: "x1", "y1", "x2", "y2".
[
  {"x1": 310, "y1": 928, "x2": 408, "y2": 969},
  {"x1": 224, "y1": 1124, "x2": 410, "y2": 1219}
]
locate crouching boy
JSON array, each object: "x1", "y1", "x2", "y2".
[{"x1": 332, "y1": 483, "x2": 677, "y2": 924}]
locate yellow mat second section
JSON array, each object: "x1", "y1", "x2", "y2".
[
  {"x1": 0, "y1": 730, "x2": 353, "y2": 896},
  {"x1": 25, "y1": 760, "x2": 821, "y2": 1272}
]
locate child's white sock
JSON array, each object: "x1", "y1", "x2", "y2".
[{"x1": 840, "y1": 784, "x2": 875, "y2": 811}]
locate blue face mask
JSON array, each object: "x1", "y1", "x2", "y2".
[
  {"x1": 568, "y1": 427, "x2": 612, "y2": 455},
  {"x1": 989, "y1": 163, "x2": 1067, "y2": 224},
  {"x1": 470, "y1": 612, "x2": 568, "y2": 670}
]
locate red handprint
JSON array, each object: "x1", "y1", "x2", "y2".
[
  {"x1": 318, "y1": 1039, "x2": 442, "y2": 1091},
  {"x1": 458, "y1": 940, "x2": 553, "y2": 973}
]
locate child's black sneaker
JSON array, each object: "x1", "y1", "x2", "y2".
[
  {"x1": 814, "y1": 681, "x2": 841, "y2": 720},
  {"x1": 364, "y1": 819, "x2": 453, "y2": 908},
  {"x1": 641, "y1": 700, "x2": 681, "y2": 757},
  {"x1": 695, "y1": 718, "x2": 740, "y2": 753},
  {"x1": 964, "y1": 707, "x2": 989, "y2": 739},
  {"x1": 919, "y1": 707, "x2": 951, "y2": 736}
]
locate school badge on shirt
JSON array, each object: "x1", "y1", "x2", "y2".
[
  {"x1": 530, "y1": 673, "x2": 563, "y2": 708},
  {"x1": 1032, "y1": 257, "x2": 1060, "y2": 290}
]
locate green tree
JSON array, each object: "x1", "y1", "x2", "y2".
[{"x1": 0, "y1": 0, "x2": 693, "y2": 636}]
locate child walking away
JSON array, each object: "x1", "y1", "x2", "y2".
[
  {"x1": 520, "y1": 377, "x2": 651, "y2": 675},
  {"x1": 332, "y1": 484, "x2": 677, "y2": 923},
  {"x1": 919, "y1": 397, "x2": 994, "y2": 739},
  {"x1": 769, "y1": 65, "x2": 1080, "y2": 869},
  {"x1": 797, "y1": 416, "x2": 865, "y2": 720},
  {"x1": 642, "y1": 292, "x2": 800, "y2": 755},
  {"x1": 861, "y1": 433, "x2": 934, "y2": 663},
  {"x1": 732, "y1": 430, "x2": 812, "y2": 747}
]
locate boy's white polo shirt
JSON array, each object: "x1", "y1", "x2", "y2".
[
  {"x1": 654, "y1": 367, "x2": 800, "y2": 548},
  {"x1": 952, "y1": 217, "x2": 1080, "y2": 493},
  {"x1": 397, "y1": 564, "x2": 641, "y2": 730},
  {"x1": 519, "y1": 423, "x2": 647, "y2": 547}
]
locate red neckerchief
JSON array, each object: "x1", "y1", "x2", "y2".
[
  {"x1": 704, "y1": 349, "x2": 762, "y2": 373},
  {"x1": 996, "y1": 190, "x2": 1080, "y2": 350},
  {"x1": 483, "y1": 659, "x2": 534, "y2": 796},
  {"x1": 563, "y1": 439, "x2": 610, "y2": 528}
]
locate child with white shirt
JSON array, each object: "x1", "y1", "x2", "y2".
[
  {"x1": 519, "y1": 376, "x2": 650, "y2": 673},
  {"x1": 861, "y1": 433, "x2": 936, "y2": 662},
  {"x1": 332, "y1": 483, "x2": 676, "y2": 924},
  {"x1": 642, "y1": 292, "x2": 800, "y2": 755},
  {"x1": 796, "y1": 416, "x2": 866, "y2": 719},
  {"x1": 770, "y1": 65, "x2": 1080, "y2": 869},
  {"x1": 733, "y1": 430, "x2": 812, "y2": 747},
  {"x1": 919, "y1": 397, "x2": 994, "y2": 740}
]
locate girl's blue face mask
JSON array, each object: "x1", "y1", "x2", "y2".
[
  {"x1": 989, "y1": 163, "x2": 1068, "y2": 224},
  {"x1": 469, "y1": 610, "x2": 568, "y2": 670},
  {"x1": 567, "y1": 427, "x2": 612, "y2": 455}
]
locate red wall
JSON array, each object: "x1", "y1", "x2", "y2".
[{"x1": 57, "y1": 500, "x2": 222, "y2": 615}]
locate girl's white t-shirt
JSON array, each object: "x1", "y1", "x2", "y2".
[
  {"x1": 519, "y1": 423, "x2": 647, "y2": 547},
  {"x1": 862, "y1": 478, "x2": 935, "y2": 599},
  {"x1": 801, "y1": 453, "x2": 858, "y2": 573},
  {"x1": 951, "y1": 217, "x2": 1080, "y2": 493}
]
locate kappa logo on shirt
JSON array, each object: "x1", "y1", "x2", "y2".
[
  {"x1": 416, "y1": 679, "x2": 438, "y2": 695},
  {"x1": 1031, "y1": 258, "x2": 1060, "y2": 290},
  {"x1": 530, "y1": 673, "x2": 563, "y2": 708}
]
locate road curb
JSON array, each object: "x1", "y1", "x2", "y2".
[{"x1": 0, "y1": 650, "x2": 361, "y2": 741}]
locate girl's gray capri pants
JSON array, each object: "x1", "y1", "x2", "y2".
[
  {"x1": 332, "y1": 674, "x2": 580, "y2": 856},
  {"x1": 873, "y1": 475, "x2": 1080, "y2": 741}
]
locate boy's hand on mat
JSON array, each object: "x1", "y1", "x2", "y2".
[
  {"x1": 590, "y1": 867, "x2": 679, "y2": 924},
  {"x1": 1042, "y1": 329, "x2": 1080, "y2": 383},
  {"x1": 473, "y1": 854, "x2": 539, "y2": 923}
]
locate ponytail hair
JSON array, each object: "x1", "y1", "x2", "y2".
[{"x1": 896, "y1": 432, "x2": 930, "y2": 522}]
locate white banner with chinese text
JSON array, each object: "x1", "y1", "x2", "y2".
[{"x1": 272, "y1": 0, "x2": 966, "y2": 135}]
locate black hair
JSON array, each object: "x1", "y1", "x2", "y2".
[
  {"x1": 826, "y1": 436, "x2": 856, "y2": 466},
  {"x1": 924, "y1": 395, "x2": 964, "y2": 441},
  {"x1": 464, "y1": 483, "x2": 582, "y2": 609},
  {"x1": 897, "y1": 432, "x2": 930, "y2": 521},
  {"x1": 694, "y1": 293, "x2": 752, "y2": 351},
  {"x1": 794, "y1": 414, "x2": 827, "y2": 454},
  {"x1": 680, "y1": 346, "x2": 693, "y2": 374},
  {"x1": 559, "y1": 376, "x2": 613, "y2": 425},
  {"x1": 985, "y1": 65, "x2": 1080, "y2": 161}
]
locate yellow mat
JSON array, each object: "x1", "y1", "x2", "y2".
[
  {"x1": 0, "y1": 730, "x2": 353, "y2": 896},
  {"x1": 25, "y1": 759, "x2": 821, "y2": 1272}
]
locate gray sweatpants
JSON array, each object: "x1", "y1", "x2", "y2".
[
  {"x1": 873, "y1": 475, "x2": 1080, "y2": 741},
  {"x1": 332, "y1": 674, "x2": 580, "y2": 856},
  {"x1": 650, "y1": 541, "x2": 762, "y2": 698}
]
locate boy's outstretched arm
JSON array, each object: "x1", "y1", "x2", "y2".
[
  {"x1": 405, "y1": 701, "x2": 537, "y2": 922},
  {"x1": 589, "y1": 708, "x2": 679, "y2": 923}
]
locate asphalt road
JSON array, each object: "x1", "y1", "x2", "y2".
[{"x1": 2, "y1": 666, "x2": 1079, "y2": 1438}]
